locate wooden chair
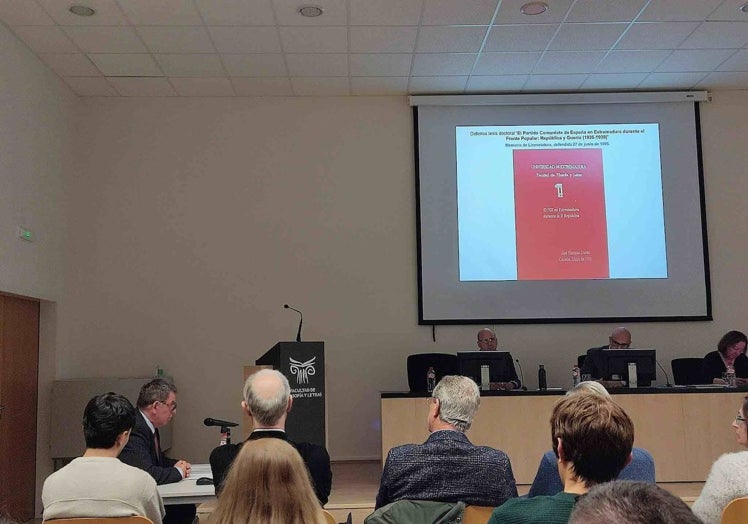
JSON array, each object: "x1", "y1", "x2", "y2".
[
  {"x1": 44, "y1": 517, "x2": 154, "y2": 524},
  {"x1": 722, "y1": 496, "x2": 748, "y2": 524},
  {"x1": 322, "y1": 509, "x2": 337, "y2": 524},
  {"x1": 463, "y1": 505, "x2": 494, "y2": 524}
]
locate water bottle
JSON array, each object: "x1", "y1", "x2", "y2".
[
  {"x1": 426, "y1": 367, "x2": 436, "y2": 392},
  {"x1": 572, "y1": 365, "x2": 580, "y2": 387},
  {"x1": 726, "y1": 365, "x2": 736, "y2": 388},
  {"x1": 538, "y1": 364, "x2": 547, "y2": 390}
]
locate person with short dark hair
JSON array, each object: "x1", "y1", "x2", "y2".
[
  {"x1": 569, "y1": 481, "x2": 700, "y2": 524},
  {"x1": 487, "y1": 394, "x2": 634, "y2": 524},
  {"x1": 703, "y1": 330, "x2": 748, "y2": 385},
  {"x1": 42, "y1": 393, "x2": 164, "y2": 523}
]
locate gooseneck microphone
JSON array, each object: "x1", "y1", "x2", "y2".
[
  {"x1": 656, "y1": 360, "x2": 673, "y2": 387},
  {"x1": 514, "y1": 358, "x2": 528, "y2": 391},
  {"x1": 203, "y1": 417, "x2": 238, "y2": 427},
  {"x1": 284, "y1": 304, "x2": 303, "y2": 342}
]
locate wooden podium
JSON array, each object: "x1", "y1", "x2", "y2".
[{"x1": 256, "y1": 341, "x2": 326, "y2": 447}]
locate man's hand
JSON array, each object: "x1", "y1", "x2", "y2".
[
  {"x1": 175, "y1": 460, "x2": 191, "y2": 478},
  {"x1": 490, "y1": 382, "x2": 515, "y2": 391}
]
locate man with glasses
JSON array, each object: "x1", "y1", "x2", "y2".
[
  {"x1": 579, "y1": 327, "x2": 632, "y2": 386},
  {"x1": 119, "y1": 378, "x2": 195, "y2": 524},
  {"x1": 476, "y1": 328, "x2": 521, "y2": 390}
]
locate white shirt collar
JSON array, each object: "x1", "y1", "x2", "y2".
[{"x1": 140, "y1": 409, "x2": 156, "y2": 434}]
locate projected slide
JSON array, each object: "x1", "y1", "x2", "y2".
[{"x1": 456, "y1": 124, "x2": 667, "y2": 282}]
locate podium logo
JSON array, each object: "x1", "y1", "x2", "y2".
[{"x1": 289, "y1": 356, "x2": 316, "y2": 384}]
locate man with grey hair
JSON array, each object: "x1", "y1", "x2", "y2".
[
  {"x1": 375, "y1": 375, "x2": 517, "y2": 509},
  {"x1": 209, "y1": 369, "x2": 332, "y2": 504}
]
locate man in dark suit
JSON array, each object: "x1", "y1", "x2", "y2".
[
  {"x1": 209, "y1": 369, "x2": 332, "y2": 505},
  {"x1": 375, "y1": 375, "x2": 517, "y2": 509},
  {"x1": 580, "y1": 327, "x2": 632, "y2": 382},
  {"x1": 119, "y1": 379, "x2": 195, "y2": 524}
]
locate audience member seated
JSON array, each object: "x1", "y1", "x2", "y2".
[
  {"x1": 375, "y1": 375, "x2": 517, "y2": 509},
  {"x1": 579, "y1": 327, "x2": 631, "y2": 388},
  {"x1": 487, "y1": 394, "x2": 634, "y2": 524},
  {"x1": 527, "y1": 381, "x2": 655, "y2": 497},
  {"x1": 210, "y1": 438, "x2": 325, "y2": 524},
  {"x1": 692, "y1": 394, "x2": 748, "y2": 524},
  {"x1": 475, "y1": 328, "x2": 521, "y2": 390},
  {"x1": 568, "y1": 481, "x2": 700, "y2": 524},
  {"x1": 703, "y1": 330, "x2": 748, "y2": 385},
  {"x1": 42, "y1": 393, "x2": 165, "y2": 524},
  {"x1": 210, "y1": 369, "x2": 331, "y2": 504}
]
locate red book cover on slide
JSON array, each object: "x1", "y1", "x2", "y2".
[{"x1": 513, "y1": 148, "x2": 609, "y2": 280}]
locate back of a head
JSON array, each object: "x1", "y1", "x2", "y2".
[
  {"x1": 566, "y1": 381, "x2": 611, "y2": 400},
  {"x1": 137, "y1": 378, "x2": 177, "y2": 408},
  {"x1": 211, "y1": 438, "x2": 323, "y2": 524},
  {"x1": 551, "y1": 395, "x2": 634, "y2": 486},
  {"x1": 243, "y1": 369, "x2": 291, "y2": 426},
  {"x1": 569, "y1": 481, "x2": 700, "y2": 524},
  {"x1": 432, "y1": 375, "x2": 480, "y2": 432},
  {"x1": 83, "y1": 393, "x2": 136, "y2": 449}
]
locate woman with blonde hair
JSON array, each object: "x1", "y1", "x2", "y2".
[{"x1": 211, "y1": 438, "x2": 325, "y2": 524}]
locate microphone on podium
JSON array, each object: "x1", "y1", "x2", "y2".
[
  {"x1": 514, "y1": 358, "x2": 528, "y2": 391},
  {"x1": 284, "y1": 304, "x2": 303, "y2": 342},
  {"x1": 203, "y1": 417, "x2": 239, "y2": 427},
  {"x1": 656, "y1": 360, "x2": 673, "y2": 387}
]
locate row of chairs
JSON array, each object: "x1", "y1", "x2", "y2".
[{"x1": 407, "y1": 353, "x2": 710, "y2": 391}]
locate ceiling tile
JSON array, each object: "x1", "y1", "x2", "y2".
[
  {"x1": 222, "y1": 53, "x2": 287, "y2": 76},
  {"x1": 697, "y1": 71, "x2": 748, "y2": 88},
  {"x1": 170, "y1": 77, "x2": 235, "y2": 96},
  {"x1": 12, "y1": 26, "x2": 78, "y2": 53},
  {"x1": 231, "y1": 76, "x2": 293, "y2": 96},
  {"x1": 412, "y1": 53, "x2": 476, "y2": 75},
  {"x1": 88, "y1": 53, "x2": 162, "y2": 76},
  {"x1": 655, "y1": 49, "x2": 737, "y2": 72},
  {"x1": 279, "y1": 26, "x2": 348, "y2": 53},
  {"x1": 638, "y1": 0, "x2": 724, "y2": 22},
  {"x1": 522, "y1": 73, "x2": 587, "y2": 90},
  {"x1": 350, "y1": 76, "x2": 409, "y2": 95},
  {"x1": 273, "y1": 0, "x2": 347, "y2": 26},
  {"x1": 38, "y1": 0, "x2": 127, "y2": 25},
  {"x1": 63, "y1": 26, "x2": 147, "y2": 53},
  {"x1": 349, "y1": 26, "x2": 417, "y2": 53},
  {"x1": 116, "y1": 0, "x2": 202, "y2": 25},
  {"x1": 349, "y1": 0, "x2": 423, "y2": 26},
  {"x1": 566, "y1": 0, "x2": 648, "y2": 23},
  {"x1": 616, "y1": 22, "x2": 699, "y2": 50},
  {"x1": 484, "y1": 24, "x2": 557, "y2": 52},
  {"x1": 63, "y1": 76, "x2": 117, "y2": 96},
  {"x1": 465, "y1": 74, "x2": 528, "y2": 91},
  {"x1": 637, "y1": 72, "x2": 707, "y2": 88},
  {"x1": 109, "y1": 77, "x2": 177, "y2": 96},
  {"x1": 194, "y1": 0, "x2": 275, "y2": 26},
  {"x1": 495, "y1": 0, "x2": 574, "y2": 24},
  {"x1": 581, "y1": 72, "x2": 648, "y2": 89},
  {"x1": 286, "y1": 53, "x2": 348, "y2": 76},
  {"x1": 708, "y1": 0, "x2": 748, "y2": 21},
  {"x1": 154, "y1": 54, "x2": 225, "y2": 76},
  {"x1": 533, "y1": 51, "x2": 606, "y2": 74},
  {"x1": 209, "y1": 26, "x2": 281, "y2": 53},
  {"x1": 718, "y1": 49, "x2": 748, "y2": 71},
  {"x1": 416, "y1": 26, "x2": 488, "y2": 53},
  {"x1": 549, "y1": 23, "x2": 627, "y2": 51},
  {"x1": 350, "y1": 53, "x2": 412, "y2": 76},
  {"x1": 291, "y1": 77, "x2": 350, "y2": 95},
  {"x1": 137, "y1": 27, "x2": 215, "y2": 53},
  {"x1": 409, "y1": 75, "x2": 467, "y2": 93},
  {"x1": 422, "y1": 0, "x2": 498, "y2": 25},
  {"x1": 0, "y1": 0, "x2": 54, "y2": 25},
  {"x1": 39, "y1": 53, "x2": 100, "y2": 76},
  {"x1": 679, "y1": 21, "x2": 748, "y2": 49},
  {"x1": 595, "y1": 50, "x2": 671, "y2": 73},
  {"x1": 473, "y1": 52, "x2": 540, "y2": 75}
]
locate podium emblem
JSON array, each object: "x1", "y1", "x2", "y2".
[{"x1": 289, "y1": 356, "x2": 316, "y2": 384}]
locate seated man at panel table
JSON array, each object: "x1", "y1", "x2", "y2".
[
  {"x1": 209, "y1": 369, "x2": 332, "y2": 505},
  {"x1": 375, "y1": 375, "x2": 517, "y2": 509},
  {"x1": 487, "y1": 394, "x2": 634, "y2": 524},
  {"x1": 476, "y1": 327, "x2": 521, "y2": 390},
  {"x1": 42, "y1": 393, "x2": 165, "y2": 524},
  {"x1": 579, "y1": 327, "x2": 632, "y2": 387},
  {"x1": 118, "y1": 379, "x2": 195, "y2": 524}
]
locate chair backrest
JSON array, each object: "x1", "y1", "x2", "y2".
[
  {"x1": 44, "y1": 517, "x2": 154, "y2": 524},
  {"x1": 721, "y1": 496, "x2": 748, "y2": 524},
  {"x1": 577, "y1": 354, "x2": 587, "y2": 368},
  {"x1": 322, "y1": 509, "x2": 337, "y2": 524},
  {"x1": 671, "y1": 357, "x2": 706, "y2": 385},
  {"x1": 463, "y1": 505, "x2": 494, "y2": 524},
  {"x1": 407, "y1": 353, "x2": 459, "y2": 392}
]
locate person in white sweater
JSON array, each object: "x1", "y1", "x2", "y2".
[
  {"x1": 692, "y1": 395, "x2": 748, "y2": 524},
  {"x1": 42, "y1": 393, "x2": 165, "y2": 524}
]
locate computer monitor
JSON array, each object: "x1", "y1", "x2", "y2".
[
  {"x1": 457, "y1": 351, "x2": 517, "y2": 387},
  {"x1": 598, "y1": 349, "x2": 657, "y2": 387}
]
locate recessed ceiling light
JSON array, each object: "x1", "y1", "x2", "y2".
[
  {"x1": 739, "y1": 2, "x2": 748, "y2": 13},
  {"x1": 520, "y1": 1, "x2": 548, "y2": 16},
  {"x1": 298, "y1": 5, "x2": 324, "y2": 17},
  {"x1": 69, "y1": 5, "x2": 95, "y2": 16}
]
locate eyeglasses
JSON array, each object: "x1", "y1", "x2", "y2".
[
  {"x1": 736, "y1": 413, "x2": 746, "y2": 424},
  {"x1": 609, "y1": 338, "x2": 631, "y2": 349},
  {"x1": 158, "y1": 400, "x2": 177, "y2": 412}
]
